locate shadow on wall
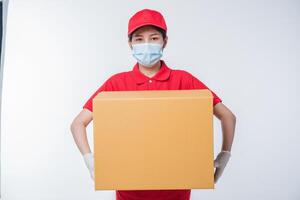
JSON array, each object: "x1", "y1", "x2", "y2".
[{"x1": 0, "y1": 0, "x2": 10, "y2": 198}]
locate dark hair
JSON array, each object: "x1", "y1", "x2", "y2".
[{"x1": 128, "y1": 25, "x2": 167, "y2": 42}]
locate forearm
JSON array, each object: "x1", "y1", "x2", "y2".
[
  {"x1": 70, "y1": 122, "x2": 92, "y2": 155},
  {"x1": 219, "y1": 114, "x2": 236, "y2": 152}
]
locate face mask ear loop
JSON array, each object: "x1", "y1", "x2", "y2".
[{"x1": 162, "y1": 41, "x2": 166, "y2": 51}]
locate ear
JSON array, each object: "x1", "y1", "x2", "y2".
[
  {"x1": 163, "y1": 36, "x2": 168, "y2": 49},
  {"x1": 128, "y1": 40, "x2": 133, "y2": 50}
]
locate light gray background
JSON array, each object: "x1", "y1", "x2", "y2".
[{"x1": 1, "y1": 0, "x2": 300, "y2": 199}]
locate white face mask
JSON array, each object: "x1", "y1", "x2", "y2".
[{"x1": 131, "y1": 43, "x2": 163, "y2": 67}]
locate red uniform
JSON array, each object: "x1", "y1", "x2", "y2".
[{"x1": 83, "y1": 60, "x2": 222, "y2": 200}]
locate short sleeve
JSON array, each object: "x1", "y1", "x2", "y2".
[
  {"x1": 82, "y1": 78, "x2": 113, "y2": 112},
  {"x1": 190, "y1": 75, "x2": 222, "y2": 106}
]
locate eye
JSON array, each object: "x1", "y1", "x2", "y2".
[
  {"x1": 134, "y1": 38, "x2": 142, "y2": 41},
  {"x1": 151, "y1": 37, "x2": 159, "y2": 41}
]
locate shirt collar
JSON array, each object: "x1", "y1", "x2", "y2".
[{"x1": 131, "y1": 60, "x2": 172, "y2": 85}]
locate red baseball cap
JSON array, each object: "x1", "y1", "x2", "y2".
[{"x1": 128, "y1": 9, "x2": 167, "y2": 36}]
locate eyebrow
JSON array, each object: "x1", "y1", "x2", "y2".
[{"x1": 133, "y1": 33, "x2": 160, "y2": 37}]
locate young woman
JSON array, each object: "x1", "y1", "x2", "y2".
[{"x1": 70, "y1": 8, "x2": 236, "y2": 200}]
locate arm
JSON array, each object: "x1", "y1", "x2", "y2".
[
  {"x1": 213, "y1": 102, "x2": 236, "y2": 152},
  {"x1": 70, "y1": 108, "x2": 95, "y2": 180},
  {"x1": 213, "y1": 102, "x2": 236, "y2": 183},
  {"x1": 70, "y1": 108, "x2": 93, "y2": 155}
]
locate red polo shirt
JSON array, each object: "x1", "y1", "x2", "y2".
[{"x1": 82, "y1": 60, "x2": 222, "y2": 200}]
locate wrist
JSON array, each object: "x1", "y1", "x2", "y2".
[
  {"x1": 221, "y1": 150, "x2": 231, "y2": 154},
  {"x1": 83, "y1": 152, "x2": 94, "y2": 169}
]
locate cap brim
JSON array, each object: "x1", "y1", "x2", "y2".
[{"x1": 128, "y1": 22, "x2": 167, "y2": 35}]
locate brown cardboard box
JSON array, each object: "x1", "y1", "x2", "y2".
[{"x1": 93, "y1": 89, "x2": 214, "y2": 190}]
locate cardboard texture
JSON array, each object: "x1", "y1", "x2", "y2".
[{"x1": 93, "y1": 89, "x2": 215, "y2": 190}]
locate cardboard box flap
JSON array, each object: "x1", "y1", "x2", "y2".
[{"x1": 93, "y1": 89, "x2": 213, "y2": 101}]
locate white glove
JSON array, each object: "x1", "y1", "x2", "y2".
[
  {"x1": 83, "y1": 152, "x2": 94, "y2": 181},
  {"x1": 214, "y1": 150, "x2": 231, "y2": 183}
]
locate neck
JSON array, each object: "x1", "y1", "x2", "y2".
[{"x1": 138, "y1": 60, "x2": 162, "y2": 78}]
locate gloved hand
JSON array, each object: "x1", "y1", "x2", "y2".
[
  {"x1": 83, "y1": 152, "x2": 94, "y2": 181},
  {"x1": 214, "y1": 150, "x2": 231, "y2": 183}
]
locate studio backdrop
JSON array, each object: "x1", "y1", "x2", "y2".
[{"x1": 1, "y1": 1, "x2": 300, "y2": 200}]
